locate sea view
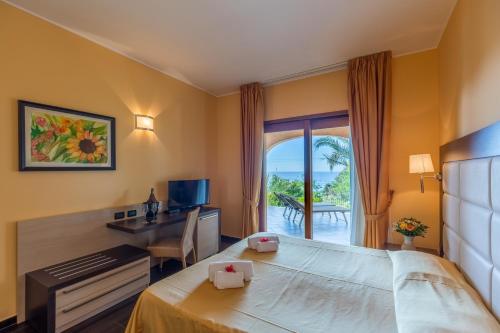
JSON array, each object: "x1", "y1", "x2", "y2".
[{"x1": 266, "y1": 171, "x2": 340, "y2": 189}]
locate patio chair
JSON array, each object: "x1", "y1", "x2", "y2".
[
  {"x1": 275, "y1": 192, "x2": 293, "y2": 217},
  {"x1": 279, "y1": 194, "x2": 292, "y2": 219},
  {"x1": 285, "y1": 196, "x2": 305, "y2": 224}
]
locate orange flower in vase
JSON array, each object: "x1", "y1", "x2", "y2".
[{"x1": 393, "y1": 217, "x2": 428, "y2": 251}]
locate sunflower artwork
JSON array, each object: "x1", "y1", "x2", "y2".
[{"x1": 19, "y1": 101, "x2": 115, "y2": 171}]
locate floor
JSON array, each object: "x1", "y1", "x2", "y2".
[
  {"x1": 266, "y1": 205, "x2": 350, "y2": 245},
  {"x1": 6, "y1": 238, "x2": 238, "y2": 333}
]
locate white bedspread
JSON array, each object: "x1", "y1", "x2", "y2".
[{"x1": 126, "y1": 234, "x2": 397, "y2": 333}]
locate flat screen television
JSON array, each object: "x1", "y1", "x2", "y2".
[{"x1": 167, "y1": 179, "x2": 210, "y2": 211}]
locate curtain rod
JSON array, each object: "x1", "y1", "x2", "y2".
[{"x1": 262, "y1": 61, "x2": 348, "y2": 87}]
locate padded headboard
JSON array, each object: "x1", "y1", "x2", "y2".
[{"x1": 441, "y1": 122, "x2": 500, "y2": 320}]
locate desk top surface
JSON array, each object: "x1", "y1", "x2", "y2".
[{"x1": 106, "y1": 206, "x2": 219, "y2": 234}]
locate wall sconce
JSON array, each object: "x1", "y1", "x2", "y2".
[
  {"x1": 135, "y1": 115, "x2": 154, "y2": 131},
  {"x1": 409, "y1": 154, "x2": 442, "y2": 193}
]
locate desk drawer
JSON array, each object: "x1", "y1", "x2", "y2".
[
  {"x1": 56, "y1": 258, "x2": 149, "y2": 309},
  {"x1": 55, "y1": 273, "x2": 148, "y2": 333}
]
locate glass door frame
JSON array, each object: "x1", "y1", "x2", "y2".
[{"x1": 261, "y1": 111, "x2": 349, "y2": 239}]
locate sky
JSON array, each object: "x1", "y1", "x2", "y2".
[{"x1": 266, "y1": 136, "x2": 347, "y2": 173}]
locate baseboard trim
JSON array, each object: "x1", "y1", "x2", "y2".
[{"x1": 0, "y1": 316, "x2": 17, "y2": 332}]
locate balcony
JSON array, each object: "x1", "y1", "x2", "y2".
[{"x1": 266, "y1": 205, "x2": 350, "y2": 245}]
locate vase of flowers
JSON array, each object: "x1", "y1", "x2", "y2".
[{"x1": 393, "y1": 217, "x2": 428, "y2": 250}]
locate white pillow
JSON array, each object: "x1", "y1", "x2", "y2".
[{"x1": 388, "y1": 251, "x2": 500, "y2": 333}]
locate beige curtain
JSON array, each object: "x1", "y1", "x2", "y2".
[
  {"x1": 240, "y1": 83, "x2": 264, "y2": 238},
  {"x1": 347, "y1": 51, "x2": 392, "y2": 249}
]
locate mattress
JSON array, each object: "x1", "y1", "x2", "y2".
[{"x1": 125, "y1": 234, "x2": 397, "y2": 333}]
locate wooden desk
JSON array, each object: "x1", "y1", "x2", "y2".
[
  {"x1": 107, "y1": 207, "x2": 221, "y2": 261},
  {"x1": 106, "y1": 207, "x2": 220, "y2": 234}
]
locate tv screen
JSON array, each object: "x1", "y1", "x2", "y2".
[{"x1": 168, "y1": 179, "x2": 210, "y2": 210}]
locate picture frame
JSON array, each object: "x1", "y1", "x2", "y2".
[{"x1": 18, "y1": 100, "x2": 116, "y2": 171}]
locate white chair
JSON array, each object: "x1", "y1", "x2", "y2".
[{"x1": 147, "y1": 207, "x2": 200, "y2": 269}]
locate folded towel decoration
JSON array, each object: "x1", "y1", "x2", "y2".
[
  {"x1": 214, "y1": 271, "x2": 244, "y2": 289},
  {"x1": 208, "y1": 261, "x2": 254, "y2": 282},
  {"x1": 208, "y1": 237, "x2": 274, "y2": 290},
  {"x1": 248, "y1": 233, "x2": 280, "y2": 249},
  {"x1": 256, "y1": 240, "x2": 279, "y2": 252}
]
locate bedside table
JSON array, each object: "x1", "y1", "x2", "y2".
[{"x1": 385, "y1": 243, "x2": 439, "y2": 255}]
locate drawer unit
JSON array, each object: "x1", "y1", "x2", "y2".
[{"x1": 26, "y1": 245, "x2": 150, "y2": 333}]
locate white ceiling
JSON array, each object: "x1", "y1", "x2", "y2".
[{"x1": 6, "y1": 0, "x2": 456, "y2": 96}]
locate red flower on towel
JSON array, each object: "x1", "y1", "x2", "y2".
[
  {"x1": 225, "y1": 264, "x2": 235, "y2": 273},
  {"x1": 260, "y1": 237, "x2": 269, "y2": 242}
]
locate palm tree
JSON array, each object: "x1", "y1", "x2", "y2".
[{"x1": 313, "y1": 136, "x2": 350, "y2": 170}]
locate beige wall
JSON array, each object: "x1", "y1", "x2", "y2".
[
  {"x1": 0, "y1": 3, "x2": 215, "y2": 320},
  {"x1": 209, "y1": 93, "x2": 243, "y2": 238},
  {"x1": 213, "y1": 50, "x2": 441, "y2": 250},
  {"x1": 265, "y1": 70, "x2": 348, "y2": 120},
  {"x1": 439, "y1": 0, "x2": 500, "y2": 144},
  {"x1": 388, "y1": 50, "x2": 440, "y2": 249}
]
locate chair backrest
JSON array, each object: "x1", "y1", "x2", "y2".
[
  {"x1": 181, "y1": 207, "x2": 200, "y2": 255},
  {"x1": 280, "y1": 194, "x2": 293, "y2": 208},
  {"x1": 288, "y1": 196, "x2": 304, "y2": 211},
  {"x1": 274, "y1": 192, "x2": 285, "y2": 206}
]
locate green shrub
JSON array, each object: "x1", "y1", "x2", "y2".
[
  {"x1": 266, "y1": 174, "x2": 323, "y2": 206},
  {"x1": 267, "y1": 174, "x2": 303, "y2": 206},
  {"x1": 321, "y1": 166, "x2": 350, "y2": 207}
]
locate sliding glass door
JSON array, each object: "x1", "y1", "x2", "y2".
[
  {"x1": 263, "y1": 112, "x2": 350, "y2": 243},
  {"x1": 264, "y1": 129, "x2": 305, "y2": 239},
  {"x1": 311, "y1": 127, "x2": 350, "y2": 245}
]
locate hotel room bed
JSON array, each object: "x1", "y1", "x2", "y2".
[
  {"x1": 125, "y1": 234, "x2": 499, "y2": 333},
  {"x1": 126, "y1": 235, "x2": 397, "y2": 333}
]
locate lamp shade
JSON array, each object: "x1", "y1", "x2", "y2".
[
  {"x1": 409, "y1": 154, "x2": 434, "y2": 174},
  {"x1": 135, "y1": 115, "x2": 154, "y2": 131}
]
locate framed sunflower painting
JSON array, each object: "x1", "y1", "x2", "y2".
[{"x1": 18, "y1": 100, "x2": 116, "y2": 171}]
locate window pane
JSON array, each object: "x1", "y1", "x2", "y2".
[
  {"x1": 264, "y1": 129, "x2": 305, "y2": 239},
  {"x1": 311, "y1": 127, "x2": 351, "y2": 244}
]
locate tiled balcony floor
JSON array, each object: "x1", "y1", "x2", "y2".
[{"x1": 266, "y1": 205, "x2": 350, "y2": 245}]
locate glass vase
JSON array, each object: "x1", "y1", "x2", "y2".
[{"x1": 401, "y1": 235, "x2": 416, "y2": 250}]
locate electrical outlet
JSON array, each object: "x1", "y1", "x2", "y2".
[
  {"x1": 127, "y1": 209, "x2": 137, "y2": 218},
  {"x1": 114, "y1": 211, "x2": 125, "y2": 220}
]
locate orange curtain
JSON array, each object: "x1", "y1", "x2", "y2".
[
  {"x1": 347, "y1": 51, "x2": 392, "y2": 249},
  {"x1": 240, "y1": 83, "x2": 264, "y2": 238}
]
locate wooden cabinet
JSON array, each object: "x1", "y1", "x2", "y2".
[{"x1": 26, "y1": 245, "x2": 150, "y2": 333}]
